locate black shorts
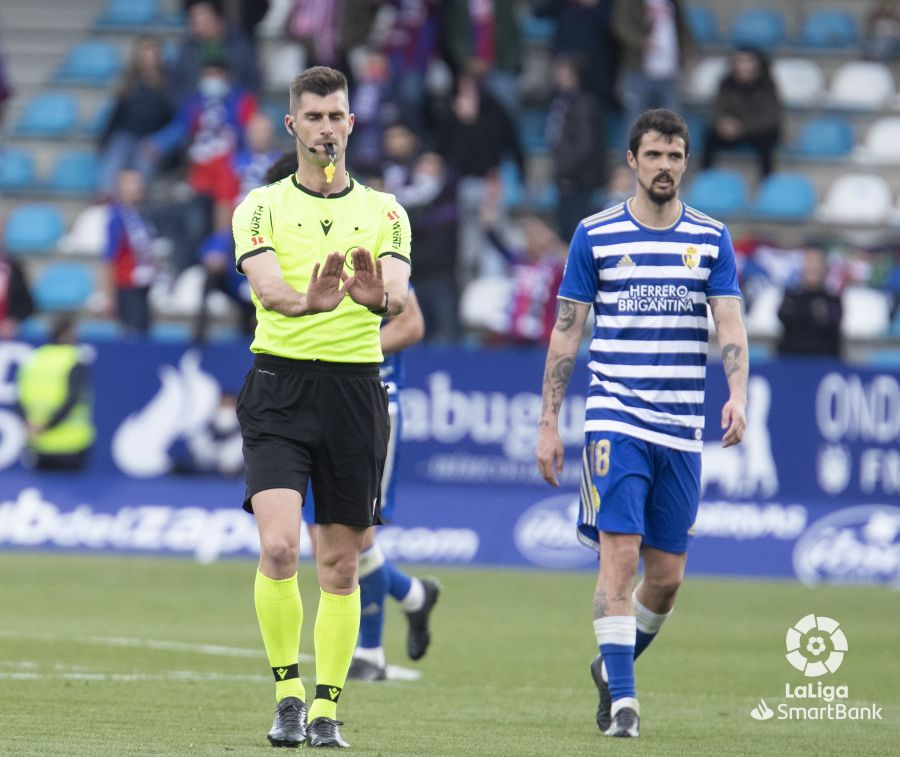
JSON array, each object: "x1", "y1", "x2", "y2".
[{"x1": 236, "y1": 354, "x2": 389, "y2": 527}]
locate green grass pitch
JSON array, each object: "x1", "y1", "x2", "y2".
[{"x1": 0, "y1": 553, "x2": 896, "y2": 756}]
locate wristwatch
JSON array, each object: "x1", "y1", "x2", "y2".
[{"x1": 369, "y1": 291, "x2": 389, "y2": 315}]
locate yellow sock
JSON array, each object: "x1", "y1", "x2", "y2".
[
  {"x1": 254, "y1": 570, "x2": 305, "y2": 703},
  {"x1": 307, "y1": 588, "x2": 360, "y2": 722}
]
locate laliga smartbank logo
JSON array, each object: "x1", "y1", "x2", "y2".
[
  {"x1": 750, "y1": 614, "x2": 883, "y2": 723},
  {"x1": 785, "y1": 613, "x2": 846, "y2": 677}
]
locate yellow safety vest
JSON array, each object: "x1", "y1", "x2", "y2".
[{"x1": 17, "y1": 345, "x2": 95, "y2": 454}]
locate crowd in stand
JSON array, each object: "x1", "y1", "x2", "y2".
[{"x1": 1, "y1": 0, "x2": 900, "y2": 352}]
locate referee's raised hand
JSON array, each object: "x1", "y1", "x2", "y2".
[
  {"x1": 306, "y1": 251, "x2": 352, "y2": 313},
  {"x1": 347, "y1": 247, "x2": 385, "y2": 310}
]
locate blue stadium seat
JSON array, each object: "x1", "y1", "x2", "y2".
[
  {"x1": 684, "y1": 169, "x2": 747, "y2": 217},
  {"x1": 747, "y1": 343, "x2": 773, "y2": 364},
  {"x1": 868, "y1": 348, "x2": 900, "y2": 367},
  {"x1": 18, "y1": 318, "x2": 50, "y2": 341},
  {"x1": 749, "y1": 173, "x2": 816, "y2": 221},
  {"x1": 150, "y1": 322, "x2": 192, "y2": 343},
  {"x1": 499, "y1": 160, "x2": 525, "y2": 209},
  {"x1": 791, "y1": 116, "x2": 854, "y2": 159},
  {"x1": 684, "y1": 112, "x2": 707, "y2": 155},
  {"x1": 95, "y1": 0, "x2": 159, "y2": 28},
  {"x1": 0, "y1": 148, "x2": 37, "y2": 191},
  {"x1": 13, "y1": 92, "x2": 78, "y2": 137},
  {"x1": 685, "y1": 6, "x2": 717, "y2": 45},
  {"x1": 84, "y1": 98, "x2": 113, "y2": 137},
  {"x1": 78, "y1": 319, "x2": 124, "y2": 341},
  {"x1": 50, "y1": 150, "x2": 100, "y2": 194},
  {"x1": 54, "y1": 41, "x2": 122, "y2": 86},
  {"x1": 531, "y1": 183, "x2": 559, "y2": 213},
  {"x1": 4, "y1": 204, "x2": 65, "y2": 255},
  {"x1": 606, "y1": 109, "x2": 628, "y2": 151},
  {"x1": 34, "y1": 263, "x2": 96, "y2": 311},
  {"x1": 520, "y1": 15, "x2": 556, "y2": 43},
  {"x1": 207, "y1": 325, "x2": 243, "y2": 343},
  {"x1": 800, "y1": 10, "x2": 857, "y2": 49},
  {"x1": 730, "y1": 9, "x2": 786, "y2": 51},
  {"x1": 520, "y1": 109, "x2": 548, "y2": 154}
]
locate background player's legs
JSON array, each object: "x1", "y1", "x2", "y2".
[
  {"x1": 354, "y1": 527, "x2": 389, "y2": 676},
  {"x1": 353, "y1": 530, "x2": 440, "y2": 675},
  {"x1": 633, "y1": 546, "x2": 686, "y2": 659},
  {"x1": 309, "y1": 523, "x2": 365, "y2": 724},
  {"x1": 252, "y1": 489, "x2": 306, "y2": 704},
  {"x1": 593, "y1": 532, "x2": 641, "y2": 720}
]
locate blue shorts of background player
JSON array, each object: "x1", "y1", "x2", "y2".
[
  {"x1": 302, "y1": 397, "x2": 440, "y2": 680},
  {"x1": 577, "y1": 432, "x2": 701, "y2": 555}
]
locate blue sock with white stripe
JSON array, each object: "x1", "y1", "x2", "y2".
[
  {"x1": 384, "y1": 561, "x2": 413, "y2": 603},
  {"x1": 594, "y1": 616, "x2": 637, "y2": 701},
  {"x1": 357, "y1": 545, "x2": 387, "y2": 651},
  {"x1": 634, "y1": 590, "x2": 671, "y2": 659}
]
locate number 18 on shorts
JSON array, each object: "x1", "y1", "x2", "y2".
[{"x1": 576, "y1": 432, "x2": 702, "y2": 555}]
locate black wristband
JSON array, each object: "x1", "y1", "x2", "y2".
[{"x1": 369, "y1": 291, "x2": 389, "y2": 315}]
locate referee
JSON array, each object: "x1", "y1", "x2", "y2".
[{"x1": 232, "y1": 66, "x2": 411, "y2": 749}]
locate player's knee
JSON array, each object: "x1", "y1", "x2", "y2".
[{"x1": 643, "y1": 571, "x2": 683, "y2": 602}]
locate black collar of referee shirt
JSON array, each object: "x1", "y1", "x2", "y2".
[{"x1": 291, "y1": 173, "x2": 355, "y2": 199}]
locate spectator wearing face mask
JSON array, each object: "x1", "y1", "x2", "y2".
[
  {"x1": 169, "y1": 0, "x2": 260, "y2": 104},
  {"x1": 141, "y1": 58, "x2": 258, "y2": 231}
]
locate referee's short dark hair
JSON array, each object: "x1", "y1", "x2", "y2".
[
  {"x1": 289, "y1": 66, "x2": 349, "y2": 112},
  {"x1": 629, "y1": 109, "x2": 691, "y2": 158}
]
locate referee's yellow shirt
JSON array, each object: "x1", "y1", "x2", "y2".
[{"x1": 233, "y1": 174, "x2": 411, "y2": 363}]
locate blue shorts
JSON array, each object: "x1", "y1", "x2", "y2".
[
  {"x1": 577, "y1": 432, "x2": 701, "y2": 555},
  {"x1": 303, "y1": 398, "x2": 400, "y2": 525}
]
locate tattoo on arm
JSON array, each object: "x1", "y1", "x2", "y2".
[
  {"x1": 541, "y1": 349, "x2": 575, "y2": 417},
  {"x1": 554, "y1": 300, "x2": 578, "y2": 332},
  {"x1": 722, "y1": 344, "x2": 742, "y2": 377},
  {"x1": 710, "y1": 297, "x2": 739, "y2": 316}
]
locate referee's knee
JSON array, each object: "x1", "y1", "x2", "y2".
[
  {"x1": 258, "y1": 533, "x2": 300, "y2": 577},
  {"x1": 317, "y1": 551, "x2": 359, "y2": 593}
]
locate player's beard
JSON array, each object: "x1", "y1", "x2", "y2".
[{"x1": 639, "y1": 173, "x2": 678, "y2": 205}]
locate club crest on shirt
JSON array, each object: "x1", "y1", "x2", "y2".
[{"x1": 682, "y1": 246, "x2": 699, "y2": 270}]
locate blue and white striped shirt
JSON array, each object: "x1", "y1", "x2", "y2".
[{"x1": 558, "y1": 200, "x2": 741, "y2": 453}]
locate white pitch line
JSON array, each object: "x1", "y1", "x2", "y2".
[
  {"x1": 0, "y1": 630, "x2": 312, "y2": 662},
  {"x1": 0, "y1": 670, "x2": 272, "y2": 683},
  {"x1": 0, "y1": 634, "x2": 422, "y2": 682},
  {"x1": 1, "y1": 668, "x2": 422, "y2": 683}
]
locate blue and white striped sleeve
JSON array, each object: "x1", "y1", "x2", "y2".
[{"x1": 557, "y1": 224, "x2": 596, "y2": 304}]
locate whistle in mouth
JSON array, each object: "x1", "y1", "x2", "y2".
[{"x1": 324, "y1": 144, "x2": 336, "y2": 183}]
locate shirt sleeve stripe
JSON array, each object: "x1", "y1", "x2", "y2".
[
  {"x1": 558, "y1": 294, "x2": 593, "y2": 304},
  {"x1": 377, "y1": 251, "x2": 410, "y2": 263},
  {"x1": 236, "y1": 247, "x2": 274, "y2": 273}
]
